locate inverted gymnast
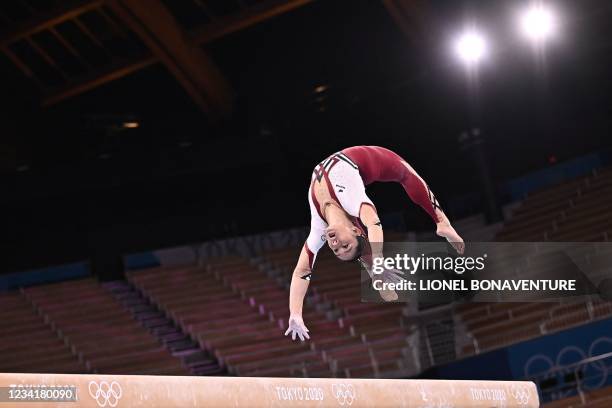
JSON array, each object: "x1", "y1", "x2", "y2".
[{"x1": 285, "y1": 146, "x2": 465, "y2": 341}]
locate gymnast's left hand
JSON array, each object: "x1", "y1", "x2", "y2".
[{"x1": 284, "y1": 314, "x2": 310, "y2": 341}]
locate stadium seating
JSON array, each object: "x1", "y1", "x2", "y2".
[
  {"x1": 497, "y1": 167, "x2": 612, "y2": 242},
  {"x1": 253, "y1": 245, "x2": 422, "y2": 373},
  {"x1": 22, "y1": 278, "x2": 189, "y2": 375},
  {"x1": 102, "y1": 280, "x2": 224, "y2": 375},
  {"x1": 456, "y1": 301, "x2": 612, "y2": 355},
  {"x1": 119, "y1": 166, "x2": 611, "y2": 379},
  {"x1": 126, "y1": 166, "x2": 611, "y2": 375},
  {"x1": 456, "y1": 166, "x2": 612, "y2": 356},
  {"x1": 127, "y1": 251, "x2": 420, "y2": 378},
  {"x1": 0, "y1": 292, "x2": 85, "y2": 373}
]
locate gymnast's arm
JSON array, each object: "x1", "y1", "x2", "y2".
[
  {"x1": 359, "y1": 204, "x2": 404, "y2": 293},
  {"x1": 288, "y1": 246, "x2": 312, "y2": 317},
  {"x1": 285, "y1": 245, "x2": 313, "y2": 341},
  {"x1": 360, "y1": 203, "x2": 384, "y2": 260}
]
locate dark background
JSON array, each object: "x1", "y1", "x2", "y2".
[{"x1": 1, "y1": 0, "x2": 611, "y2": 274}]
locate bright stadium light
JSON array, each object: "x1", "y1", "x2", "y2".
[
  {"x1": 454, "y1": 29, "x2": 487, "y2": 67},
  {"x1": 519, "y1": 3, "x2": 558, "y2": 43},
  {"x1": 123, "y1": 121, "x2": 140, "y2": 129}
]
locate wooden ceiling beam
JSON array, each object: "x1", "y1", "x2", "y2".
[
  {"x1": 11, "y1": 0, "x2": 313, "y2": 109},
  {"x1": 191, "y1": 0, "x2": 313, "y2": 44},
  {"x1": 42, "y1": 54, "x2": 157, "y2": 106},
  {"x1": 0, "y1": 0, "x2": 104, "y2": 48},
  {"x1": 381, "y1": 0, "x2": 428, "y2": 46},
  {"x1": 107, "y1": 0, "x2": 233, "y2": 118},
  {"x1": 1, "y1": 45, "x2": 40, "y2": 85},
  {"x1": 49, "y1": 27, "x2": 90, "y2": 69},
  {"x1": 26, "y1": 37, "x2": 68, "y2": 79}
]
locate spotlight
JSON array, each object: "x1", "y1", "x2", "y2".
[
  {"x1": 519, "y1": 3, "x2": 557, "y2": 43},
  {"x1": 454, "y1": 29, "x2": 487, "y2": 66},
  {"x1": 123, "y1": 121, "x2": 140, "y2": 129}
]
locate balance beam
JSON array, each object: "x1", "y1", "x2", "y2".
[{"x1": 0, "y1": 373, "x2": 539, "y2": 407}]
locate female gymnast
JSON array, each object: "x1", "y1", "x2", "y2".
[{"x1": 285, "y1": 146, "x2": 464, "y2": 341}]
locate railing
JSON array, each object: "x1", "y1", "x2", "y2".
[
  {"x1": 402, "y1": 303, "x2": 458, "y2": 372},
  {"x1": 527, "y1": 351, "x2": 612, "y2": 404}
]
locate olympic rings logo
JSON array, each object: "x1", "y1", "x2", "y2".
[
  {"x1": 510, "y1": 384, "x2": 532, "y2": 406},
  {"x1": 524, "y1": 337, "x2": 612, "y2": 402},
  {"x1": 88, "y1": 381, "x2": 123, "y2": 407},
  {"x1": 331, "y1": 383, "x2": 356, "y2": 406},
  {"x1": 525, "y1": 337, "x2": 612, "y2": 390}
]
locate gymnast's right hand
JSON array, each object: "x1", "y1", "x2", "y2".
[{"x1": 284, "y1": 314, "x2": 310, "y2": 341}]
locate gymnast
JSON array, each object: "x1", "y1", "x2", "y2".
[{"x1": 285, "y1": 146, "x2": 465, "y2": 341}]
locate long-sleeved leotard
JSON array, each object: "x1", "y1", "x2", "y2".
[
  {"x1": 304, "y1": 146, "x2": 441, "y2": 271},
  {"x1": 342, "y1": 146, "x2": 441, "y2": 223}
]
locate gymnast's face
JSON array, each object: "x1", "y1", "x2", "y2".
[{"x1": 325, "y1": 225, "x2": 360, "y2": 261}]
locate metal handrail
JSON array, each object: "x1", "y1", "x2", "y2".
[
  {"x1": 527, "y1": 351, "x2": 612, "y2": 380},
  {"x1": 527, "y1": 351, "x2": 612, "y2": 404}
]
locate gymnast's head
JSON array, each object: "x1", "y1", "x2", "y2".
[{"x1": 324, "y1": 225, "x2": 366, "y2": 261}]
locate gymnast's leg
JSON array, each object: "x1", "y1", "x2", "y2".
[
  {"x1": 397, "y1": 159, "x2": 465, "y2": 254},
  {"x1": 341, "y1": 146, "x2": 465, "y2": 253}
]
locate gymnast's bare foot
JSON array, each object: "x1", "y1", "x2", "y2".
[{"x1": 435, "y1": 210, "x2": 465, "y2": 255}]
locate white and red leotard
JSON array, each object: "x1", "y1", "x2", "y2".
[{"x1": 304, "y1": 146, "x2": 441, "y2": 271}]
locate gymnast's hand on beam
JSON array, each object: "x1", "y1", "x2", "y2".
[
  {"x1": 379, "y1": 267, "x2": 406, "y2": 285},
  {"x1": 284, "y1": 314, "x2": 310, "y2": 341}
]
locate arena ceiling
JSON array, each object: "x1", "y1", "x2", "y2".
[
  {"x1": 0, "y1": 0, "x2": 316, "y2": 117},
  {"x1": 0, "y1": 0, "x2": 424, "y2": 119},
  {"x1": 1, "y1": 0, "x2": 610, "y2": 185}
]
